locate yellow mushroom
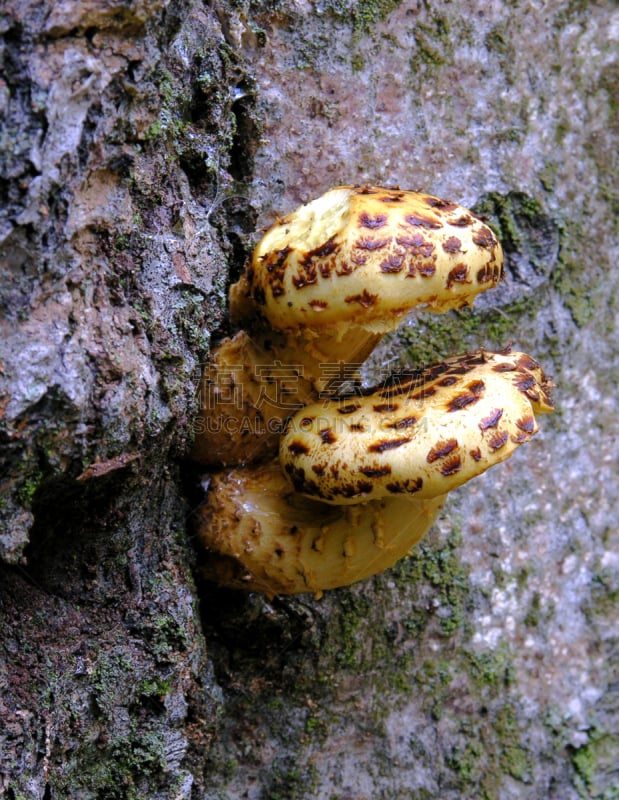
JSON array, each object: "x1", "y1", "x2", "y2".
[
  {"x1": 196, "y1": 460, "x2": 446, "y2": 597},
  {"x1": 232, "y1": 185, "x2": 503, "y2": 336},
  {"x1": 231, "y1": 185, "x2": 502, "y2": 393},
  {"x1": 192, "y1": 185, "x2": 503, "y2": 465},
  {"x1": 196, "y1": 347, "x2": 552, "y2": 596},
  {"x1": 191, "y1": 186, "x2": 554, "y2": 597},
  {"x1": 280, "y1": 348, "x2": 553, "y2": 505}
]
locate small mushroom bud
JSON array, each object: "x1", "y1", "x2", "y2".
[
  {"x1": 197, "y1": 460, "x2": 446, "y2": 597},
  {"x1": 280, "y1": 349, "x2": 553, "y2": 505}
]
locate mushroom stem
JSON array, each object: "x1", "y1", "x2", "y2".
[
  {"x1": 190, "y1": 329, "x2": 317, "y2": 467},
  {"x1": 196, "y1": 460, "x2": 446, "y2": 598},
  {"x1": 190, "y1": 327, "x2": 383, "y2": 467}
]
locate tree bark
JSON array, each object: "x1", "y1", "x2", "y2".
[{"x1": 1, "y1": 1, "x2": 618, "y2": 798}]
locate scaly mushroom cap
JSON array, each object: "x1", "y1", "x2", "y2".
[
  {"x1": 235, "y1": 185, "x2": 503, "y2": 334},
  {"x1": 197, "y1": 460, "x2": 446, "y2": 597},
  {"x1": 280, "y1": 348, "x2": 553, "y2": 504}
]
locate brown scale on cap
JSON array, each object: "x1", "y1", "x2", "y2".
[
  {"x1": 405, "y1": 212, "x2": 443, "y2": 229},
  {"x1": 479, "y1": 408, "x2": 503, "y2": 430},
  {"x1": 356, "y1": 236, "x2": 390, "y2": 251},
  {"x1": 468, "y1": 379, "x2": 486, "y2": 394},
  {"x1": 379, "y1": 379, "x2": 422, "y2": 399},
  {"x1": 369, "y1": 437, "x2": 412, "y2": 453},
  {"x1": 345, "y1": 289, "x2": 378, "y2": 308},
  {"x1": 451, "y1": 215, "x2": 474, "y2": 227},
  {"x1": 380, "y1": 191, "x2": 406, "y2": 202},
  {"x1": 492, "y1": 361, "x2": 516, "y2": 373},
  {"x1": 477, "y1": 265, "x2": 495, "y2": 284},
  {"x1": 306, "y1": 236, "x2": 340, "y2": 259},
  {"x1": 396, "y1": 233, "x2": 436, "y2": 258},
  {"x1": 388, "y1": 415, "x2": 418, "y2": 429},
  {"x1": 424, "y1": 196, "x2": 459, "y2": 212},
  {"x1": 319, "y1": 428, "x2": 337, "y2": 445},
  {"x1": 443, "y1": 236, "x2": 463, "y2": 253},
  {"x1": 440, "y1": 455, "x2": 463, "y2": 476},
  {"x1": 380, "y1": 253, "x2": 406, "y2": 273},
  {"x1": 387, "y1": 477, "x2": 424, "y2": 494},
  {"x1": 514, "y1": 372, "x2": 538, "y2": 393},
  {"x1": 337, "y1": 402, "x2": 361, "y2": 414},
  {"x1": 517, "y1": 354, "x2": 540, "y2": 371},
  {"x1": 516, "y1": 415, "x2": 536, "y2": 433},
  {"x1": 447, "y1": 391, "x2": 482, "y2": 412},
  {"x1": 375, "y1": 365, "x2": 443, "y2": 399},
  {"x1": 472, "y1": 227, "x2": 497, "y2": 249},
  {"x1": 416, "y1": 261, "x2": 437, "y2": 277},
  {"x1": 447, "y1": 363, "x2": 477, "y2": 376},
  {"x1": 446, "y1": 263, "x2": 470, "y2": 288},
  {"x1": 374, "y1": 402, "x2": 399, "y2": 413},
  {"x1": 427, "y1": 438, "x2": 459, "y2": 463},
  {"x1": 359, "y1": 212, "x2": 387, "y2": 229},
  {"x1": 360, "y1": 465, "x2": 393, "y2": 478},
  {"x1": 488, "y1": 430, "x2": 510, "y2": 451},
  {"x1": 411, "y1": 386, "x2": 437, "y2": 401}
]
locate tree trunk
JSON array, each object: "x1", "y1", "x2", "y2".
[{"x1": 1, "y1": 1, "x2": 617, "y2": 798}]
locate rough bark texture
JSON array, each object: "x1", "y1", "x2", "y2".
[{"x1": 1, "y1": 1, "x2": 617, "y2": 798}]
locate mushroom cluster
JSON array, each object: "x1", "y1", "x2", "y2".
[{"x1": 192, "y1": 185, "x2": 553, "y2": 597}]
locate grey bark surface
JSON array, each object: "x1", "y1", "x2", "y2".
[{"x1": 1, "y1": 1, "x2": 617, "y2": 799}]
